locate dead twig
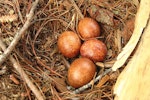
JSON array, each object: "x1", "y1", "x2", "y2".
[
  {"x1": 0, "y1": 39, "x2": 45, "y2": 100},
  {"x1": 0, "y1": 0, "x2": 39, "y2": 66},
  {"x1": 73, "y1": 68, "x2": 112, "y2": 94},
  {"x1": 13, "y1": 0, "x2": 24, "y2": 24},
  {"x1": 69, "y1": 0, "x2": 84, "y2": 19}
]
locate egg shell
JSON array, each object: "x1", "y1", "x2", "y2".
[
  {"x1": 80, "y1": 39, "x2": 107, "y2": 62},
  {"x1": 78, "y1": 17, "x2": 100, "y2": 40},
  {"x1": 57, "y1": 31, "x2": 81, "y2": 58},
  {"x1": 68, "y1": 57, "x2": 96, "y2": 88}
]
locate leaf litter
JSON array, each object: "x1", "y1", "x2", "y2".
[{"x1": 0, "y1": 0, "x2": 137, "y2": 99}]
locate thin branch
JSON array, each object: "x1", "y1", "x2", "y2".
[
  {"x1": 0, "y1": 0, "x2": 39, "y2": 66},
  {"x1": 0, "y1": 38, "x2": 45, "y2": 100},
  {"x1": 73, "y1": 68, "x2": 112, "y2": 94},
  {"x1": 69, "y1": 0, "x2": 84, "y2": 19}
]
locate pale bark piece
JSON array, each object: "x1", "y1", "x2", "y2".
[
  {"x1": 132, "y1": 0, "x2": 139, "y2": 6},
  {"x1": 114, "y1": 13, "x2": 150, "y2": 100},
  {"x1": 112, "y1": 0, "x2": 150, "y2": 71}
]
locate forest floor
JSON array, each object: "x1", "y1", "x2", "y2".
[{"x1": 0, "y1": 0, "x2": 137, "y2": 99}]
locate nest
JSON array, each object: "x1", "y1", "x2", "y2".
[{"x1": 0, "y1": 0, "x2": 145, "y2": 99}]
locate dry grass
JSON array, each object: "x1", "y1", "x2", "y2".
[{"x1": 0, "y1": 0, "x2": 137, "y2": 99}]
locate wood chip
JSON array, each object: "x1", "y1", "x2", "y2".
[{"x1": 96, "y1": 75, "x2": 110, "y2": 88}]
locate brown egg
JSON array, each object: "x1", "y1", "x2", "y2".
[
  {"x1": 68, "y1": 57, "x2": 96, "y2": 88},
  {"x1": 78, "y1": 17, "x2": 100, "y2": 40},
  {"x1": 57, "y1": 31, "x2": 81, "y2": 58},
  {"x1": 80, "y1": 39, "x2": 107, "y2": 62}
]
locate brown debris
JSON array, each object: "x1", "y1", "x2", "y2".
[
  {"x1": 96, "y1": 75, "x2": 110, "y2": 88},
  {"x1": 87, "y1": 5, "x2": 114, "y2": 26},
  {"x1": 9, "y1": 74, "x2": 20, "y2": 85},
  {"x1": 0, "y1": 14, "x2": 18, "y2": 23},
  {"x1": 52, "y1": 77, "x2": 68, "y2": 93},
  {"x1": 121, "y1": 18, "x2": 135, "y2": 44},
  {"x1": 0, "y1": 0, "x2": 137, "y2": 99}
]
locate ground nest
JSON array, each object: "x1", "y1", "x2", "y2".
[{"x1": 0, "y1": 0, "x2": 137, "y2": 99}]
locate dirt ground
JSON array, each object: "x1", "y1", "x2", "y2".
[{"x1": 0, "y1": 0, "x2": 137, "y2": 99}]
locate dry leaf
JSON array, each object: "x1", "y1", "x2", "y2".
[
  {"x1": 87, "y1": 5, "x2": 114, "y2": 26},
  {"x1": 122, "y1": 18, "x2": 135, "y2": 44}
]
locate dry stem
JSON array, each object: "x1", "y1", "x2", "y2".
[
  {"x1": 0, "y1": 39, "x2": 45, "y2": 100},
  {"x1": 73, "y1": 68, "x2": 112, "y2": 94},
  {"x1": 69, "y1": 0, "x2": 84, "y2": 19},
  {"x1": 0, "y1": 0, "x2": 39, "y2": 66}
]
